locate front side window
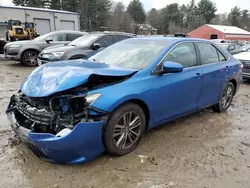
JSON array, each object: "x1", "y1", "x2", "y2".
[
  {"x1": 95, "y1": 35, "x2": 113, "y2": 47},
  {"x1": 52, "y1": 34, "x2": 66, "y2": 41},
  {"x1": 197, "y1": 43, "x2": 219, "y2": 65},
  {"x1": 162, "y1": 42, "x2": 197, "y2": 68}
]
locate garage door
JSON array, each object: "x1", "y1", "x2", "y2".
[
  {"x1": 34, "y1": 18, "x2": 51, "y2": 35},
  {"x1": 60, "y1": 20, "x2": 75, "y2": 31}
]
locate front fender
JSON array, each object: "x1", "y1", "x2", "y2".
[
  {"x1": 98, "y1": 94, "x2": 150, "y2": 112},
  {"x1": 20, "y1": 46, "x2": 41, "y2": 55}
]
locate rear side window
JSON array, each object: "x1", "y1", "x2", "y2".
[
  {"x1": 113, "y1": 35, "x2": 131, "y2": 43},
  {"x1": 197, "y1": 43, "x2": 219, "y2": 65},
  {"x1": 163, "y1": 42, "x2": 197, "y2": 68},
  {"x1": 66, "y1": 33, "x2": 83, "y2": 41}
]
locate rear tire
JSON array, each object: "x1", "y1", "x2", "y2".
[
  {"x1": 104, "y1": 103, "x2": 146, "y2": 156},
  {"x1": 212, "y1": 82, "x2": 235, "y2": 112},
  {"x1": 21, "y1": 50, "x2": 39, "y2": 66}
]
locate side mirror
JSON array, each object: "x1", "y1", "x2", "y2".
[
  {"x1": 160, "y1": 61, "x2": 183, "y2": 74},
  {"x1": 92, "y1": 43, "x2": 101, "y2": 50},
  {"x1": 46, "y1": 38, "x2": 53, "y2": 44}
]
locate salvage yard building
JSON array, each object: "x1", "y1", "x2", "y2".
[
  {"x1": 0, "y1": 5, "x2": 80, "y2": 37},
  {"x1": 189, "y1": 24, "x2": 250, "y2": 41}
]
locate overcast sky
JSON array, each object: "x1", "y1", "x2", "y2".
[{"x1": 0, "y1": 0, "x2": 249, "y2": 13}]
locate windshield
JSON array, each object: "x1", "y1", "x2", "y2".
[
  {"x1": 68, "y1": 34, "x2": 100, "y2": 46},
  {"x1": 89, "y1": 39, "x2": 167, "y2": 70}
]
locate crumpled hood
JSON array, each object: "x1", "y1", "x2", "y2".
[
  {"x1": 21, "y1": 60, "x2": 137, "y2": 97},
  {"x1": 233, "y1": 52, "x2": 250, "y2": 61}
]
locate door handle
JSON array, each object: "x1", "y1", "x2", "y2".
[
  {"x1": 224, "y1": 66, "x2": 229, "y2": 72},
  {"x1": 195, "y1": 73, "x2": 203, "y2": 78}
]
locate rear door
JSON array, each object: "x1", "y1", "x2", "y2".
[
  {"x1": 152, "y1": 42, "x2": 203, "y2": 123},
  {"x1": 196, "y1": 42, "x2": 230, "y2": 108}
]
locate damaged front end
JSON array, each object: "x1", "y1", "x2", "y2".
[
  {"x1": 7, "y1": 92, "x2": 106, "y2": 134},
  {"x1": 6, "y1": 61, "x2": 138, "y2": 163},
  {"x1": 6, "y1": 91, "x2": 108, "y2": 164}
]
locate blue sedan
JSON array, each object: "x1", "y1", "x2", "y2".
[{"x1": 6, "y1": 38, "x2": 242, "y2": 164}]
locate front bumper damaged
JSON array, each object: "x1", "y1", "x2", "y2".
[
  {"x1": 6, "y1": 93, "x2": 106, "y2": 164},
  {"x1": 7, "y1": 112, "x2": 105, "y2": 164}
]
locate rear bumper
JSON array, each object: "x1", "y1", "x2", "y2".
[{"x1": 7, "y1": 112, "x2": 105, "y2": 164}]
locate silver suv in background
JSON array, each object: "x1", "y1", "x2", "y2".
[
  {"x1": 4, "y1": 30, "x2": 87, "y2": 66},
  {"x1": 38, "y1": 32, "x2": 135, "y2": 66}
]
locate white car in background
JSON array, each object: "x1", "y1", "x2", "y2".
[{"x1": 234, "y1": 48, "x2": 250, "y2": 80}]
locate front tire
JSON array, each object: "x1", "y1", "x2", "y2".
[
  {"x1": 104, "y1": 103, "x2": 146, "y2": 156},
  {"x1": 212, "y1": 82, "x2": 235, "y2": 112},
  {"x1": 21, "y1": 50, "x2": 39, "y2": 66}
]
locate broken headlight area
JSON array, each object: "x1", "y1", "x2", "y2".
[{"x1": 6, "y1": 92, "x2": 107, "y2": 135}]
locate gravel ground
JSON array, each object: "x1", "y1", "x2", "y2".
[{"x1": 0, "y1": 59, "x2": 250, "y2": 188}]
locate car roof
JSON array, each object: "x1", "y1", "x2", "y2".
[
  {"x1": 47, "y1": 30, "x2": 88, "y2": 35},
  {"x1": 90, "y1": 31, "x2": 135, "y2": 37},
  {"x1": 127, "y1": 37, "x2": 211, "y2": 43}
]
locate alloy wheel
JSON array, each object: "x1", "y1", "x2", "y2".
[
  {"x1": 113, "y1": 111, "x2": 142, "y2": 150},
  {"x1": 221, "y1": 85, "x2": 234, "y2": 109},
  {"x1": 25, "y1": 52, "x2": 38, "y2": 66}
]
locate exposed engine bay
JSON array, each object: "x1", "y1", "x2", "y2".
[
  {"x1": 7, "y1": 92, "x2": 105, "y2": 135},
  {"x1": 6, "y1": 74, "x2": 133, "y2": 135}
]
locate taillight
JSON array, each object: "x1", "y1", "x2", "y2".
[{"x1": 240, "y1": 64, "x2": 244, "y2": 70}]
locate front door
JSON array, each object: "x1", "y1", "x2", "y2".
[
  {"x1": 196, "y1": 42, "x2": 230, "y2": 108},
  {"x1": 151, "y1": 42, "x2": 203, "y2": 124}
]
